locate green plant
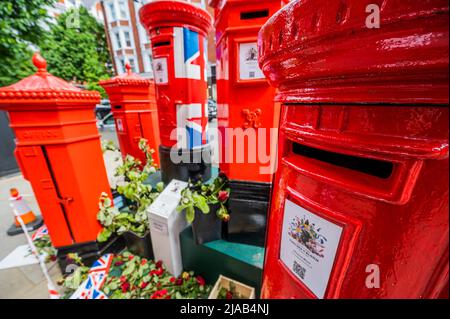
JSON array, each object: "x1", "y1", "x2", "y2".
[
  {"x1": 101, "y1": 252, "x2": 210, "y2": 299},
  {"x1": 176, "y1": 173, "x2": 230, "y2": 223},
  {"x1": 97, "y1": 139, "x2": 163, "y2": 242},
  {"x1": 58, "y1": 253, "x2": 89, "y2": 298},
  {"x1": 217, "y1": 281, "x2": 244, "y2": 299},
  {"x1": 33, "y1": 235, "x2": 57, "y2": 263}
]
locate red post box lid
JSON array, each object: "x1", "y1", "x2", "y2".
[
  {"x1": 139, "y1": 0, "x2": 212, "y2": 35},
  {"x1": 257, "y1": 0, "x2": 449, "y2": 105},
  {"x1": 0, "y1": 52, "x2": 100, "y2": 110},
  {"x1": 99, "y1": 63, "x2": 153, "y2": 88}
]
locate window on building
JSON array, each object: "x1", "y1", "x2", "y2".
[
  {"x1": 108, "y1": 3, "x2": 116, "y2": 20},
  {"x1": 128, "y1": 58, "x2": 137, "y2": 73},
  {"x1": 115, "y1": 32, "x2": 121, "y2": 49},
  {"x1": 124, "y1": 31, "x2": 132, "y2": 47},
  {"x1": 119, "y1": 59, "x2": 126, "y2": 74},
  {"x1": 118, "y1": 0, "x2": 128, "y2": 19}
]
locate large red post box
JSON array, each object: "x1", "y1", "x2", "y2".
[
  {"x1": 99, "y1": 63, "x2": 161, "y2": 166},
  {"x1": 0, "y1": 53, "x2": 112, "y2": 255},
  {"x1": 209, "y1": 0, "x2": 286, "y2": 247},
  {"x1": 258, "y1": 0, "x2": 449, "y2": 298},
  {"x1": 139, "y1": 0, "x2": 212, "y2": 184}
]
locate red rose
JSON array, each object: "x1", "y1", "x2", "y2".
[
  {"x1": 218, "y1": 190, "x2": 229, "y2": 202},
  {"x1": 120, "y1": 276, "x2": 127, "y2": 282},
  {"x1": 226, "y1": 291, "x2": 233, "y2": 299},
  {"x1": 155, "y1": 260, "x2": 163, "y2": 268},
  {"x1": 156, "y1": 282, "x2": 161, "y2": 288},
  {"x1": 140, "y1": 281, "x2": 149, "y2": 289},
  {"x1": 196, "y1": 275, "x2": 205, "y2": 286},
  {"x1": 165, "y1": 295, "x2": 171, "y2": 299},
  {"x1": 128, "y1": 255, "x2": 134, "y2": 260},
  {"x1": 170, "y1": 277, "x2": 176, "y2": 283},
  {"x1": 114, "y1": 261, "x2": 124, "y2": 266},
  {"x1": 155, "y1": 268, "x2": 164, "y2": 276},
  {"x1": 50, "y1": 255, "x2": 57, "y2": 262},
  {"x1": 121, "y1": 282, "x2": 130, "y2": 293},
  {"x1": 175, "y1": 278, "x2": 183, "y2": 286},
  {"x1": 141, "y1": 259, "x2": 148, "y2": 266},
  {"x1": 221, "y1": 214, "x2": 230, "y2": 222}
]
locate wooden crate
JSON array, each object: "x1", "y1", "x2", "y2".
[{"x1": 208, "y1": 275, "x2": 256, "y2": 299}]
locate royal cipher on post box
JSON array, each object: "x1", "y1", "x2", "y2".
[
  {"x1": 0, "y1": 53, "x2": 117, "y2": 264},
  {"x1": 209, "y1": 0, "x2": 286, "y2": 247},
  {"x1": 258, "y1": 0, "x2": 449, "y2": 298},
  {"x1": 139, "y1": 0, "x2": 212, "y2": 184},
  {"x1": 100, "y1": 63, "x2": 160, "y2": 166}
]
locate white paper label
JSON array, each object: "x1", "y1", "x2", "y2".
[
  {"x1": 150, "y1": 219, "x2": 168, "y2": 235},
  {"x1": 239, "y1": 42, "x2": 264, "y2": 80},
  {"x1": 116, "y1": 118, "x2": 124, "y2": 132},
  {"x1": 280, "y1": 199, "x2": 343, "y2": 298},
  {"x1": 153, "y1": 57, "x2": 168, "y2": 84}
]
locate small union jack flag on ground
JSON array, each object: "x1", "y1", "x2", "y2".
[{"x1": 31, "y1": 224, "x2": 48, "y2": 241}]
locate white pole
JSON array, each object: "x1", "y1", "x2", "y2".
[{"x1": 10, "y1": 201, "x2": 60, "y2": 299}]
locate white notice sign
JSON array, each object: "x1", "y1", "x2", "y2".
[
  {"x1": 239, "y1": 42, "x2": 264, "y2": 80},
  {"x1": 280, "y1": 199, "x2": 343, "y2": 298},
  {"x1": 153, "y1": 57, "x2": 168, "y2": 84}
]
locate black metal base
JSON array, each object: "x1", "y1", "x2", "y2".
[
  {"x1": 56, "y1": 234, "x2": 125, "y2": 274},
  {"x1": 159, "y1": 144, "x2": 211, "y2": 184},
  {"x1": 192, "y1": 204, "x2": 222, "y2": 244},
  {"x1": 7, "y1": 215, "x2": 44, "y2": 236},
  {"x1": 224, "y1": 180, "x2": 272, "y2": 247},
  {"x1": 123, "y1": 231, "x2": 153, "y2": 260}
]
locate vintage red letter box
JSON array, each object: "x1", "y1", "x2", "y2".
[
  {"x1": 139, "y1": 0, "x2": 212, "y2": 183},
  {"x1": 209, "y1": 0, "x2": 287, "y2": 247},
  {"x1": 100, "y1": 63, "x2": 160, "y2": 166},
  {"x1": 258, "y1": 0, "x2": 449, "y2": 298},
  {"x1": 0, "y1": 53, "x2": 112, "y2": 251}
]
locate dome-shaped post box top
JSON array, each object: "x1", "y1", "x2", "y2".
[
  {"x1": 257, "y1": 0, "x2": 449, "y2": 104},
  {"x1": 139, "y1": 0, "x2": 212, "y2": 35},
  {"x1": 0, "y1": 52, "x2": 100, "y2": 109},
  {"x1": 99, "y1": 62, "x2": 154, "y2": 87}
]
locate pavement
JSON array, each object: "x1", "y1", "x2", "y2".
[{"x1": 0, "y1": 119, "x2": 219, "y2": 299}]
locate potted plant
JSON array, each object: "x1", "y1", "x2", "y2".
[
  {"x1": 208, "y1": 275, "x2": 255, "y2": 299},
  {"x1": 177, "y1": 173, "x2": 230, "y2": 244},
  {"x1": 97, "y1": 139, "x2": 163, "y2": 259}
]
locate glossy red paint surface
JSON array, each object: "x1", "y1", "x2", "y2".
[
  {"x1": 0, "y1": 53, "x2": 111, "y2": 247},
  {"x1": 211, "y1": 0, "x2": 286, "y2": 183},
  {"x1": 258, "y1": 0, "x2": 449, "y2": 298},
  {"x1": 139, "y1": 1, "x2": 211, "y2": 148},
  {"x1": 100, "y1": 64, "x2": 160, "y2": 166}
]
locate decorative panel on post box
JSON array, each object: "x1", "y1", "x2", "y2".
[
  {"x1": 139, "y1": 0, "x2": 212, "y2": 184},
  {"x1": 0, "y1": 53, "x2": 114, "y2": 261},
  {"x1": 209, "y1": 0, "x2": 287, "y2": 247},
  {"x1": 100, "y1": 63, "x2": 160, "y2": 166},
  {"x1": 258, "y1": 0, "x2": 449, "y2": 298}
]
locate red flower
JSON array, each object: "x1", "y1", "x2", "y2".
[
  {"x1": 155, "y1": 260, "x2": 163, "y2": 268},
  {"x1": 119, "y1": 276, "x2": 127, "y2": 283},
  {"x1": 218, "y1": 190, "x2": 229, "y2": 202},
  {"x1": 128, "y1": 255, "x2": 134, "y2": 260},
  {"x1": 150, "y1": 289, "x2": 169, "y2": 299},
  {"x1": 170, "y1": 277, "x2": 176, "y2": 283},
  {"x1": 226, "y1": 291, "x2": 233, "y2": 299},
  {"x1": 121, "y1": 282, "x2": 130, "y2": 293},
  {"x1": 156, "y1": 282, "x2": 161, "y2": 288},
  {"x1": 175, "y1": 278, "x2": 183, "y2": 286},
  {"x1": 221, "y1": 214, "x2": 230, "y2": 222},
  {"x1": 150, "y1": 268, "x2": 164, "y2": 277},
  {"x1": 114, "y1": 261, "x2": 124, "y2": 266},
  {"x1": 196, "y1": 275, "x2": 205, "y2": 286},
  {"x1": 141, "y1": 259, "x2": 148, "y2": 266},
  {"x1": 50, "y1": 255, "x2": 57, "y2": 262},
  {"x1": 140, "y1": 281, "x2": 149, "y2": 289}
]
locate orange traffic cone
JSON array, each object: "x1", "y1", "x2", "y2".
[{"x1": 7, "y1": 188, "x2": 44, "y2": 236}]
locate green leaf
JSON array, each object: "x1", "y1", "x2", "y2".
[
  {"x1": 97, "y1": 228, "x2": 111, "y2": 242},
  {"x1": 185, "y1": 206, "x2": 195, "y2": 223},
  {"x1": 193, "y1": 193, "x2": 209, "y2": 214}
]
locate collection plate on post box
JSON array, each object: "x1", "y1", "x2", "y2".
[
  {"x1": 280, "y1": 199, "x2": 343, "y2": 298},
  {"x1": 153, "y1": 57, "x2": 169, "y2": 84},
  {"x1": 238, "y1": 42, "x2": 264, "y2": 80}
]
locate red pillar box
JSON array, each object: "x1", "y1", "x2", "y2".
[
  {"x1": 258, "y1": 0, "x2": 448, "y2": 298},
  {"x1": 140, "y1": 0, "x2": 212, "y2": 184},
  {"x1": 99, "y1": 63, "x2": 161, "y2": 166},
  {"x1": 0, "y1": 53, "x2": 115, "y2": 262},
  {"x1": 209, "y1": 0, "x2": 286, "y2": 247}
]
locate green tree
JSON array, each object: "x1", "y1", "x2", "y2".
[
  {"x1": 40, "y1": 6, "x2": 113, "y2": 97},
  {"x1": 0, "y1": 0, "x2": 55, "y2": 87}
]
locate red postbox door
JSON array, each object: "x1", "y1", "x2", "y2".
[{"x1": 258, "y1": 0, "x2": 449, "y2": 298}]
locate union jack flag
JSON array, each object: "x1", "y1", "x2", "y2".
[
  {"x1": 70, "y1": 254, "x2": 113, "y2": 299},
  {"x1": 31, "y1": 225, "x2": 48, "y2": 241},
  {"x1": 174, "y1": 27, "x2": 202, "y2": 80},
  {"x1": 177, "y1": 103, "x2": 208, "y2": 149}
]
